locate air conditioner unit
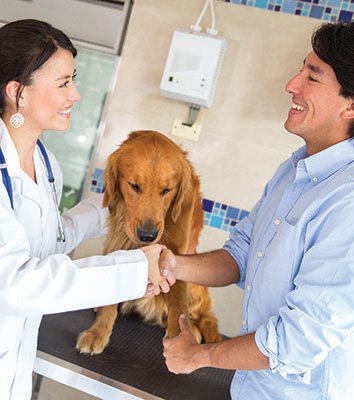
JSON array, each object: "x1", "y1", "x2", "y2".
[{"x1": 0, "y1": 0, "x2": 131, "y2": 54}]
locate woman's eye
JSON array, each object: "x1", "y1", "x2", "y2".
[{"x1": 60, "y1": 74, "x2": 77, "y2": 88}]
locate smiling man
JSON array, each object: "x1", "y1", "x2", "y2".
[
  {"x1": 285, "y1": 50, "x2": 354, "y2": 155},
  {"x1": 161, "y1": 22, "x2": 354, "y2": 400}
]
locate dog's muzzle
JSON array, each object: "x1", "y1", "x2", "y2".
[{"x1": 137, "y1": 226, "x2": 159, "y2": 243}]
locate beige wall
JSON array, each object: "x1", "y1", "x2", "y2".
[{"x1": 76, "y1": 0, "x2": 321, "y2": 336}]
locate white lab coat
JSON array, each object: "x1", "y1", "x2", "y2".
[{"x1": 0, "y1": 119, "x2": 148, "y2": 400}]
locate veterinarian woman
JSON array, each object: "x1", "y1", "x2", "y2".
[{"x1": 0, "y1": 19, "x2": 171, "y2": 400}]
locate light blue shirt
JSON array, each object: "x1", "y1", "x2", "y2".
[{"x1": 224, "y1": 138, "x2": 354, "y2": 400}]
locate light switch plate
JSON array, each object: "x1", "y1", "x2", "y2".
[{"x1": 170, "y1": 118, "x2": 201, "y2": 142}]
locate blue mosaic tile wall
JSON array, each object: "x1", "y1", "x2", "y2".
[
  {"x1": 90, "y1": 167, "x2": 105, "y2": 193},
  {"x1": 90, "y1": 168, "x2": 249, "y2": 232},
  {"x1": 222, "y1": 0, "x2": 354, "y2": 22},
  {"x1": 202, "y1": 198, "x2": 249, "y2": 232}
]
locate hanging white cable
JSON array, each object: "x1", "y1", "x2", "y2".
[
  {"x1": 190, "y1": 0, "x2": 218, "y2": 36},
  {"x1": 190, "y1": 0, "x2": 209, "y2": 32},
  {"x1": 206, "y1": 0, "x2": 218, "y2": 36}
]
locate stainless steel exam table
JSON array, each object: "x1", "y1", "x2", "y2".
[{"x1": 34, "y1": 309, "x2": 234, "y2": 399}]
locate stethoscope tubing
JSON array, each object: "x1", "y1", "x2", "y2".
[{"x1": 0, "y1": 139, "x2": 66, "y2": 242}]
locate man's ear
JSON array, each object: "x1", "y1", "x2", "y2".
[{"x1": 342, "y1": 102, "x2": 354, "y2": 120}]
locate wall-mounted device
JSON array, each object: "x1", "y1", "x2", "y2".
[{"x1": 160, "y1": 29, "x2": 226, "y2": 108}]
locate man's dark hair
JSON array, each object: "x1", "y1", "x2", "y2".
[{"x1": 312, "y1": 22, "x2": 354, "y2": 136}]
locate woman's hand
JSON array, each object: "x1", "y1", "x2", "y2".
[{"x1": 140, "y1": 244, "x2": 170, "y2": 295}]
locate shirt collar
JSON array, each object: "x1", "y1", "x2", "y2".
[{"x1": 291, "y1": 138, "x2": 354, "y2": 183}]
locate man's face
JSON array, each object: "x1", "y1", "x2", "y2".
[{"x1": 284, "y1": 51, "x2": 353, "y2": 154}]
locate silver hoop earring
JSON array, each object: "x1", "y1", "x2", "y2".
[{"x1": 9, "y1": 111, "x2": 24, "y2": 128}]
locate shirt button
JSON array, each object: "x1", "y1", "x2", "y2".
[
  {"x1": 246, "y1": 285, "x2": 252, "y2": 291},
  {"x1": 257, "y1": 251, "x2": 263, "y2": 258},
  {"x1": 312, "y1": 176, "x2": 318, "y2": 183},
  {"x1": 274, "y1": 218, "x2": 281, "y2": 225},
  {"x1": 242, "y1": 320, "x2": 247, "y2": 326}
]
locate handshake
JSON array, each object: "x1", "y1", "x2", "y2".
[{"x1": 140, "y1": 244, "x2": 177, "y2": 296}]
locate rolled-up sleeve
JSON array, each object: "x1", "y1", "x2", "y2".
[{"x1": 255, "y1": 191, "x2": 354, "y2": 384}]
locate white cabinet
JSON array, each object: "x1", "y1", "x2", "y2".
[
  {"x1": 0, "y1": 1, "x2": 128, "y2": 209},
  {"x1": 0, "y1": 0, "x2": 131, "y2": 54}
]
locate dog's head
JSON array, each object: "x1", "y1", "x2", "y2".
[{"x1": 103, "y1": 130, "x2": 199, "y2": 246}]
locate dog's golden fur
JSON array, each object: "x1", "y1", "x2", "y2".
[{"x1": 76, "y1": 131, "x2": 220, "y2": 354}]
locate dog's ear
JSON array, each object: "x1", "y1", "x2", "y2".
[
  {"x1": 171, "y1": 160, "x2": 195, "y2": 223},
  {"x1": 127, "y1": 130, "x2": 155, "y2": 141},
  {"x1": 102, "y1": 151, "x2": 122, "y2": 210},
  {"x1": 126, "y1": 131, "x2": 142, "y2": 141}
]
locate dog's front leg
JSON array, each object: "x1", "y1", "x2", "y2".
[
  {"x1": 163, "y1": 280, "x2": 192, "y2": 338},
  {"x1": 76, "y1": 304, "x2": 118, "y2": 354}
]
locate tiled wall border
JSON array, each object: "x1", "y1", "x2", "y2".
[
  {"x1": 90, "y1": 168, "x2": 249, "y2": 232},
  {"x1": 221, "y1": 0, "x2": 354, "y2": 22}
]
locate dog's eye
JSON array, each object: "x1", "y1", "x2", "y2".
[
  {"x1": 161, "y1": 188, "x2": 171, "y2": 196},
  {"x1": 128, "y1": 182, "x2": 141, "y2": 193}
]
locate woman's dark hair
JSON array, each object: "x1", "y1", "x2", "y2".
[
  {"x1": 312, "y1": 22, "x2": 354, "y2": 136},
  {"x1": 0, "y1": 19, "x2": 77, "y2": 116}
]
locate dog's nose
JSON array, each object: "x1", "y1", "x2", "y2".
[{"x1": 137, "y1": 227, "x2": 159, "y2": 243}]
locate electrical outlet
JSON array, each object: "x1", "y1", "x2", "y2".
[{"x1": 170, "y1": 118, "x2": 201, "y2": 142}]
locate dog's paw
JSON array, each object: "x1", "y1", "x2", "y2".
[
  {"x1": 75, "y1": 330, "x2": 109, "y2": 355},
  {"x1": 203, "y1": 331, "x2": 222, "y2": 343},
  {"x1": 165, "y1": 327, "x2": 181, "y2": 339},
  {"x1": 165, "y1": 324, "x2": 202, "y2": 343}
]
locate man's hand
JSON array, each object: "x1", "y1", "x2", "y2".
[
  {"x1": 163, "y1": 314, "x2": 207, "y2": 374},
  {"x1": 159, "y1": 248, "x2": 177, "y2": 286}
]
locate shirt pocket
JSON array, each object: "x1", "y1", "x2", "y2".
[{"x1": 260, "y1": 220, "x2": 299, "y2": 283}]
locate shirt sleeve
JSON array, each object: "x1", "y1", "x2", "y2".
[
  {"x1": 222, "y1": 159, "x2": 291, "y2": 287},
  {"x1": 255, "y1": 185, "x2": 354, "y2": 383},
  {"x1": 55, "y1": 194, "x2": 109, "y2": 254},
  {"x1": 46, "y1": 150, "x2": 108, "y2": 255},
  {"x1": 223, "y1": 184, "x2": 271, "y2": 287}
]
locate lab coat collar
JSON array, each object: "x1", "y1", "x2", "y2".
[
  {"x1": 0, "y1": 117, "x2": 23, "y2": 178},
  {"x1": 0, "y1": 118, "x2": 45, "y2": 207}
]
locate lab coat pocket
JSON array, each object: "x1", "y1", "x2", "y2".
[{"x1": 0, "y1": 315, "x2": 24, "y2": 353}]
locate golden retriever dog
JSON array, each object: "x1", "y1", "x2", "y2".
[{"x1": 76, "y1": 130, "x2": 221, "y2": 355}]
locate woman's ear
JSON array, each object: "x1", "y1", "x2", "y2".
[{"x1": 5, "y1": 81, "x2": 21, "y2": 106}]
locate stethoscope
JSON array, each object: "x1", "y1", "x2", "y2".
[{"x1": 0, "y1": 139, "x2": 66, "y2": 242}]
